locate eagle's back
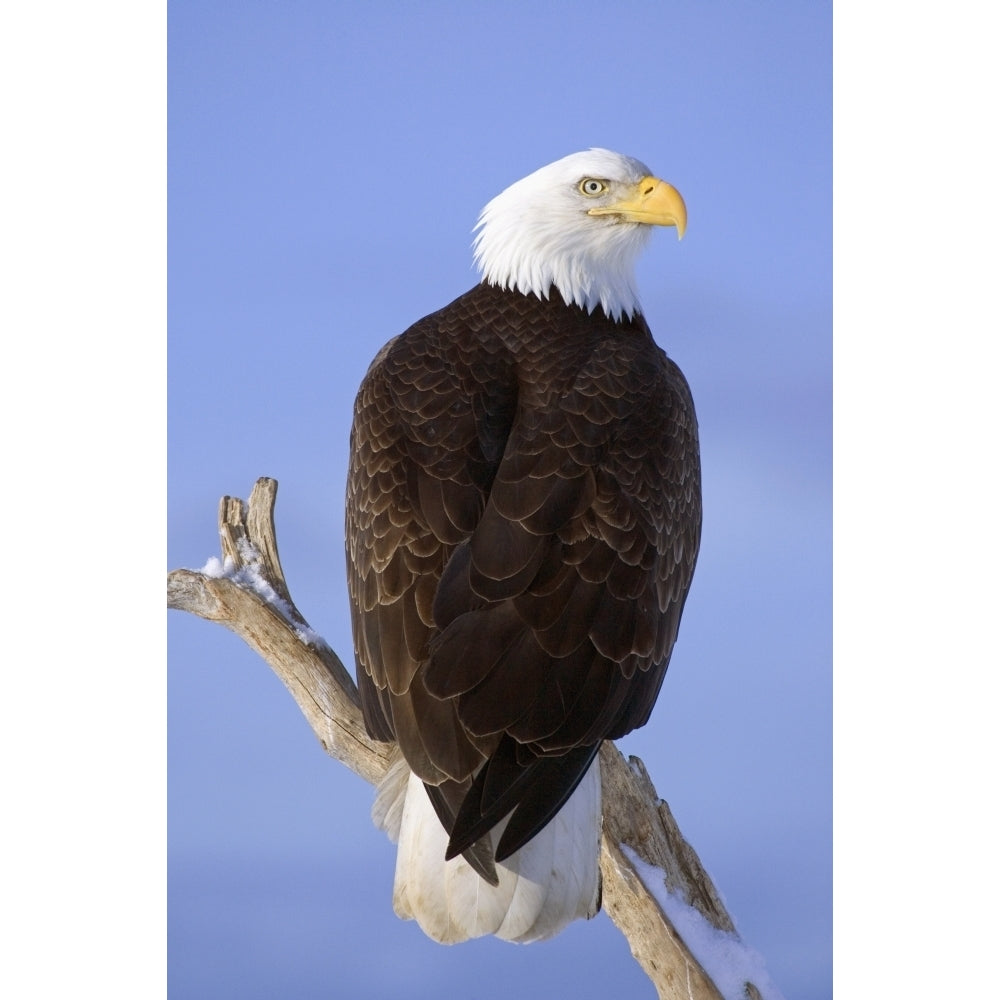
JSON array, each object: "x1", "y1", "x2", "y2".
[{"x1": 347, "y1": 281, "x2": 700, "y2": 865}]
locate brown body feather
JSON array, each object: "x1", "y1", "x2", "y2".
[{"x1": 347, "y1": 280, "x2": 700, "y2": 864}]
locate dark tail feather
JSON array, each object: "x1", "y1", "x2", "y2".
[
  {"x1": 423, "y1": 781, "x2": 499, "y2": 885},
  {"x1": 445, "y1": 738, "x2": 600, "y2": 864}
]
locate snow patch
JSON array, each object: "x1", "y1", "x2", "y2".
[
  {"x1": 621, "y1": 845, "x2": 786, "y2": 1000},
  {"x1": 198, "y1": 545, "x2": 322, "y2": 647}
]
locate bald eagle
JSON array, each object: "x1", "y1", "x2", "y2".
[{"x1": 346, "y1": 149, "x2": 700, "y2": 944}]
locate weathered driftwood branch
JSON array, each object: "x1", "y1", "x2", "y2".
[{"x1": 168, "y1": 478, "x2": 772, "y2": 1000}]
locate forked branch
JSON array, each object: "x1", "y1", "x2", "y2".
[{"x1": 168, "y1": 477, "x2": 774, "y2": 1000}]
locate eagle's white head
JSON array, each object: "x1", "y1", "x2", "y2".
[{"x1": 472, "y1": 148, "x2": 686, "y2": 322}]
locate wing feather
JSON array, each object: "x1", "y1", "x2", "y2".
[{"x1": 346, "y1": 282, "x2": 700, "y2": 859}]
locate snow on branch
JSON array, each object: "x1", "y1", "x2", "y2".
[{"x1": 167, "y1": 477, "x2": 780, "y2": 1000}]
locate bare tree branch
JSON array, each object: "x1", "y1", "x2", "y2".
[{"x1": 168, "y1": 477, "x2": 773, "y2": 1000}]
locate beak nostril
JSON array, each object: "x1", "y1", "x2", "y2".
[{"x1": 643, "y1": 185, "x2": 654, "y2": 196}]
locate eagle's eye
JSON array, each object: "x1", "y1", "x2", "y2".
[{"x1": 578, "y1": 178, "x2": 607, "y2": 197}]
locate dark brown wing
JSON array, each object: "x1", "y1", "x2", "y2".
[{"x1": 346, "y1": 282, "x2": 701, "y2": 861}]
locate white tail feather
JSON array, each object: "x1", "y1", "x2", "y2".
[{"x1": 373, "y1": 761, "x2": 602, "y2": 944}]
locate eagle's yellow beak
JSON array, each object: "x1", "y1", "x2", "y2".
[{"x1": 587, "y1": 177, "x2": 687, "y2": 239}]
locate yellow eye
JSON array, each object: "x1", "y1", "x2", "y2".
[{"x1": 579, "y1": 178, "x2": 607, "y2": 196}]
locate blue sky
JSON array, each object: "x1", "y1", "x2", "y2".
[{"x1": 168, "y1": 3, "x2": 830, "y2": 998}]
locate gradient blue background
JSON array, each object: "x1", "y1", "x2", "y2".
[{"x1": 168, "y1": 3, "x2": 831, "y2": 998}]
